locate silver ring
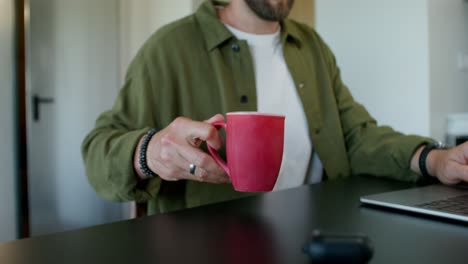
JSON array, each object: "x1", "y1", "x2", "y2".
[{"x1": 189, "y1": 164, "x2": 196, "y2": 175}]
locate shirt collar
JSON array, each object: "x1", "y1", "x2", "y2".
[
  {"x1": 281, "y1": 19, "x2": 303, "y2": 48},
  {"x1": 195, "y1": 0, "x2": 303, "y2": 51}
]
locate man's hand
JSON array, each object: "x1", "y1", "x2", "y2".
[
  {"x1": 133, "y1": 114, "x2": 230, "y2": 183},
  {"x1": 412, "y1": 142, "x2": 468, "y2": 184},
  {"x1": 429, "y1": 142, "x2": 468, "y2": 184}
]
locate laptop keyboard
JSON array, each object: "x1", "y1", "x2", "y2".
[{"x1": 417, "y1": 194, "x2": 468, "y2": 216}]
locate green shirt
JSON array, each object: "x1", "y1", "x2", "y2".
[{"x1": 81, "y1": 1, "x2": 430, "y2": 214}]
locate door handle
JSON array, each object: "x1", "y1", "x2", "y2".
[{"x1": 33, "y1": 94, "x2": 54, "y2": 122}]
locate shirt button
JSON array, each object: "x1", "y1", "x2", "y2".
[
  {"x1": 231, "y1": 44, "x2": 240, "y2": 52},
  {"x1": 299, "y1": 83, "x2": 305, "y2": 89},
  {"x1": 240, "y1": 95, "x2": 248, "y2": 103}
]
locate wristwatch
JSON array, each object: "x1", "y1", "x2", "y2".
[{"x1": 418, "y1": 140, "x2": 447, "y2": 179}]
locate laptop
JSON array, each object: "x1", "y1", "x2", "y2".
[{"x1": 360, "y1": 184, "x2": 468, "y2": 222}]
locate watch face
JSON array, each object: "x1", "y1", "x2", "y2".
[{"x1": 434, "y1": 140, "x2": 447, "y2": 149}]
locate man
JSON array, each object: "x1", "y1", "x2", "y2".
[{"x1": 82, "y1": 0, "x2": 468, "y2": 215}]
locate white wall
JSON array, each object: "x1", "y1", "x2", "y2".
[
  {"x1": 428, "y1": 0, "x2": 468, "y2": 141},
  {"x1": 315, "y1": 0, "x2": 431, "y2": 137},
  {"x1": 0, "y1": 0, "x2": 18, "y2": 242},
  {"x1": 119, "y1": 0, "x2": 194, "y2": 78}
]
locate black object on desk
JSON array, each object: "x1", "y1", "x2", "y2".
[{"x1": 303, "y1": 230, "x2": 373, "y2": 264}]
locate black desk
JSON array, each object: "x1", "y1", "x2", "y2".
[{"x1": 1, "y1": 176, "x2": 468, "y2": 264}]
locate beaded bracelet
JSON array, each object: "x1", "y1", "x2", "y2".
[{"x1": 139, "y1": 128, "x2": 158, "y2": 178}]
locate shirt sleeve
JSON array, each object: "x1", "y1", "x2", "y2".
[
  {"x1": 81, "y1": 52, "x2": 162, "y2": 202},
  {"x1": 320, "y1": 39, "x2": 431, "y2": 182}
]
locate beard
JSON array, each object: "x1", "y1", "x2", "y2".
[{"x1": 245, "y1": 0, "x2": 295, "y2": 21}]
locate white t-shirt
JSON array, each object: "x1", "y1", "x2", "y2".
[{"x1": 225, "y1": 24, "x2": 323, "y2": 190}]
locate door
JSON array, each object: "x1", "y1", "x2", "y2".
[
  {"x1": 0, "y1": 0, "x2": 18, "y2": 242},
  {"x1": 27, "y1": 0, "x2": 131, "y2": 236}
]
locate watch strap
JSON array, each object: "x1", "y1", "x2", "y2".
[{"x1": 418, "y1": 141, "x2": 446, "y2": 179}]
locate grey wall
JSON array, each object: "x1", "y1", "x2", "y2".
[
  {"x1": 119, "y1": 0, "x2": 194, "y2": 79},
  {"x1": 315, "y1": 0, "x2": 468, "y2": 141},
  {"x1": 315, "y1": 0, "x2": 431, "y2": 137},
  {"x1": 0, "y1": 0, "x2": 18, "y2": 242},
  {"x1": 428, "y1": 0, "x2": 468, "y2": 141}
]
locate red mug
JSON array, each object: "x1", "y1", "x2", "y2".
[{"x1": 208, "y1": 112, "x2": 285, "y2": 192}]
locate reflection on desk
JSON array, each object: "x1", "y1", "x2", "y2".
[{"x1": 1, "y1": 176, "x2": 468, "y2": 264}]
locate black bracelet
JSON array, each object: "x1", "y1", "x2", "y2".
[
  {"x1": 418, "y1": 141, "x2": 447, "y2": 179},
  {"x1": 139, "y1": 128, "x2": 158, "y2": 178}
]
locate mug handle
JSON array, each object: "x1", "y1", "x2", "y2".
[{"x1": 207, "y1": 121, "x2": 230, "y2": 176}]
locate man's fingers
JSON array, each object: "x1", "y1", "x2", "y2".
[
  {"x1": 155, "y1": 116, "x2": 229, "y2": 183},
  {"x1": 188, "y1": 122, "x2": 222, "y2": 150},
  {"x1": 175, "y1": 144, "x2": 216, "y2": 172},
  {"x1": 169, "y1": 162, "x2": 229, "y2": 184},
  {"x1": 155, "y1": 149, "x2": 210, "y2": 181},
  {"x1": 171, "y1": 117, "x2": 222, "y2": 149},
  {"x1": 453, "y1": 163, "x2": 468, "y2": 182},
  {"x1": 174, "y1": 143, "x2": 229, "y2": 182},
  {"x1": 204, "y1": 114, "x2": 225, "y2": 124},
  {"x1": 160, "y1": 136, "x2": 229, "y2": 183}
]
